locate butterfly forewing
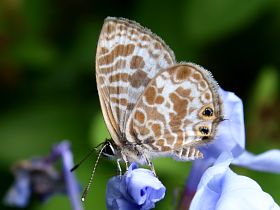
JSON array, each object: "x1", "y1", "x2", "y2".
[
  {"x1": 96, "y1": 17, "x2": 176, "y2": 145},
  {"x1": 126, "y1": 63, "x2": 222, "y2": 160}
]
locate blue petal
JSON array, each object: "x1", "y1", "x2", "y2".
[
  {"x1": 186, "y1": 158, "x2": 214, "y2": 192},
  {"x1": 106, "y1": 177, "x2": 139, "y2": 210},
  {"x1": 3, "y1": 171, "x2": 31, "y2": 208},
  {"x1": 51, "y1": 141, "x2": 82, "y2": 210},
  {"x1": 106, "y1": 163, "x2": 165, "y2": 210},
  {"x1": 232, "y1": 150, "x2": 280, "y2": 174},
  {"x1": 126, "y1": 168, "x2": 165, "y2": 205},
  {"x1": 190, "y1": 153, "x2": 280, "y2": 210}
]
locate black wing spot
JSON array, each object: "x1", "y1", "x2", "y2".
[
  {"x1": 202, "y1": 107, "x2": 214, "y2": 117},
  {"x1": 199, "y1": 126, "x2": 209, "y2": 135}
]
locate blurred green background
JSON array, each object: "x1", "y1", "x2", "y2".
[{"x1": 0, "y1": 0, "x2": 279, "y2": 209}]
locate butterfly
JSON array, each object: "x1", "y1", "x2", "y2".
[{"x1": 95, "y1": 17, "x2": 223, "y2": 172}]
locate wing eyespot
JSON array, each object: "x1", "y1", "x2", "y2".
[
  {"x1": 202, "y1": 107, "x2": 214, "y2": 117},
  {"x1": 199, "y1": 126, "x2": 209, "y2": 135}
]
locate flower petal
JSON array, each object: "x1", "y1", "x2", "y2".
[
  {"x1": 190, "y1": 153, "x2": 280, "y2": 210},
  {"x1": 106, "y1": 176, "x2": 139, "y2": 210},
  {"x1": 232, "y1": 150, "x2": 280, "y2": 174},
  {"x1": 3, "y1": 171, "x2": 31, "y2": 207},
  {"x1": 106, "y1": 163, "x2": 165, "y2": 210},
  {"x1": 51, "y1": 141, "x2": 82, "y2": 210},
  {"x1": 126, "y1": 168, "x2": 165, "y2": 205}
]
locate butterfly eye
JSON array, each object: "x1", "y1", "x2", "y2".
[
  {"x1": 102, "y1": 143, "x2": 115, "y2": 157},
  {"x1": 199, "y1": 126, "x2": 209, "y2": 135},
  {"x1": 202, "y1": 107, "x2": 213, "y2": 117}
]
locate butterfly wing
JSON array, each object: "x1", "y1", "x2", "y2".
[
  {"x1": 96, "y1": 17, "x2": 176, "y2": 145},
  {"x1": 126, "y1": 63, "x2": 223, "y2": 160}
]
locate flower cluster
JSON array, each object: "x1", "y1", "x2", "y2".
[{"x1": 3, "y1": 141, "x2": 82, "y2": 210}]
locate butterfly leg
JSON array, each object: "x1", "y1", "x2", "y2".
[
  {"x1": 116, "y1": 158, "x2": 122, "y2": 177},
  {"x1": 121, "y1": 152, "x2": 129, "y2": 171},
  {"x1": 144, "y1": 154, "x2": 157, "y2": 177}
]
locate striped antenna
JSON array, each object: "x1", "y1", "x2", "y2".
[
  {"x1": 70, "y1": 142, "x2": 104, "y2": 172},
  {"x1": 81, "y1": 142, "x2": 108, "y2": 202}
]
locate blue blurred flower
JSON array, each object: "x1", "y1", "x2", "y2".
[
  {"x1": 182, "y1": 88, "x2": 280, "y2": 209},
  {"x1": 106, "y1": 163, "x2": 165, "y2": 210},
  {"x1": 190, "y1": 152, "x2": 280, "y2": 210},
  {"x1": 3, "y1": 140, "x2": 82, "y2": 210}
]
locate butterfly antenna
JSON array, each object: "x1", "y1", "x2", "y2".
[
  {"x1": 81, "y1": 143, "x2": 107, "y2": 202},
  {"x1": 70, "y1": 142, "x2": 105, "y2": 172},
  {"x1": 221, "y1": 115, "x2": 229, "y2": 121}
]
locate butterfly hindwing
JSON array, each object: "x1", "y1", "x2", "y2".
[{"x1": 126, "y1": 63, "x2": 222, "y2": 160}]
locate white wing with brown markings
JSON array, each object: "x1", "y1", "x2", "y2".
[{"x1": 96, "y1": 17, "x2": 176, "y2": 145}]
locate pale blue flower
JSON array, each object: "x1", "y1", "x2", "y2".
[{"x1": 106, "y1": 163, "x2": 165, "y2": 210}]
